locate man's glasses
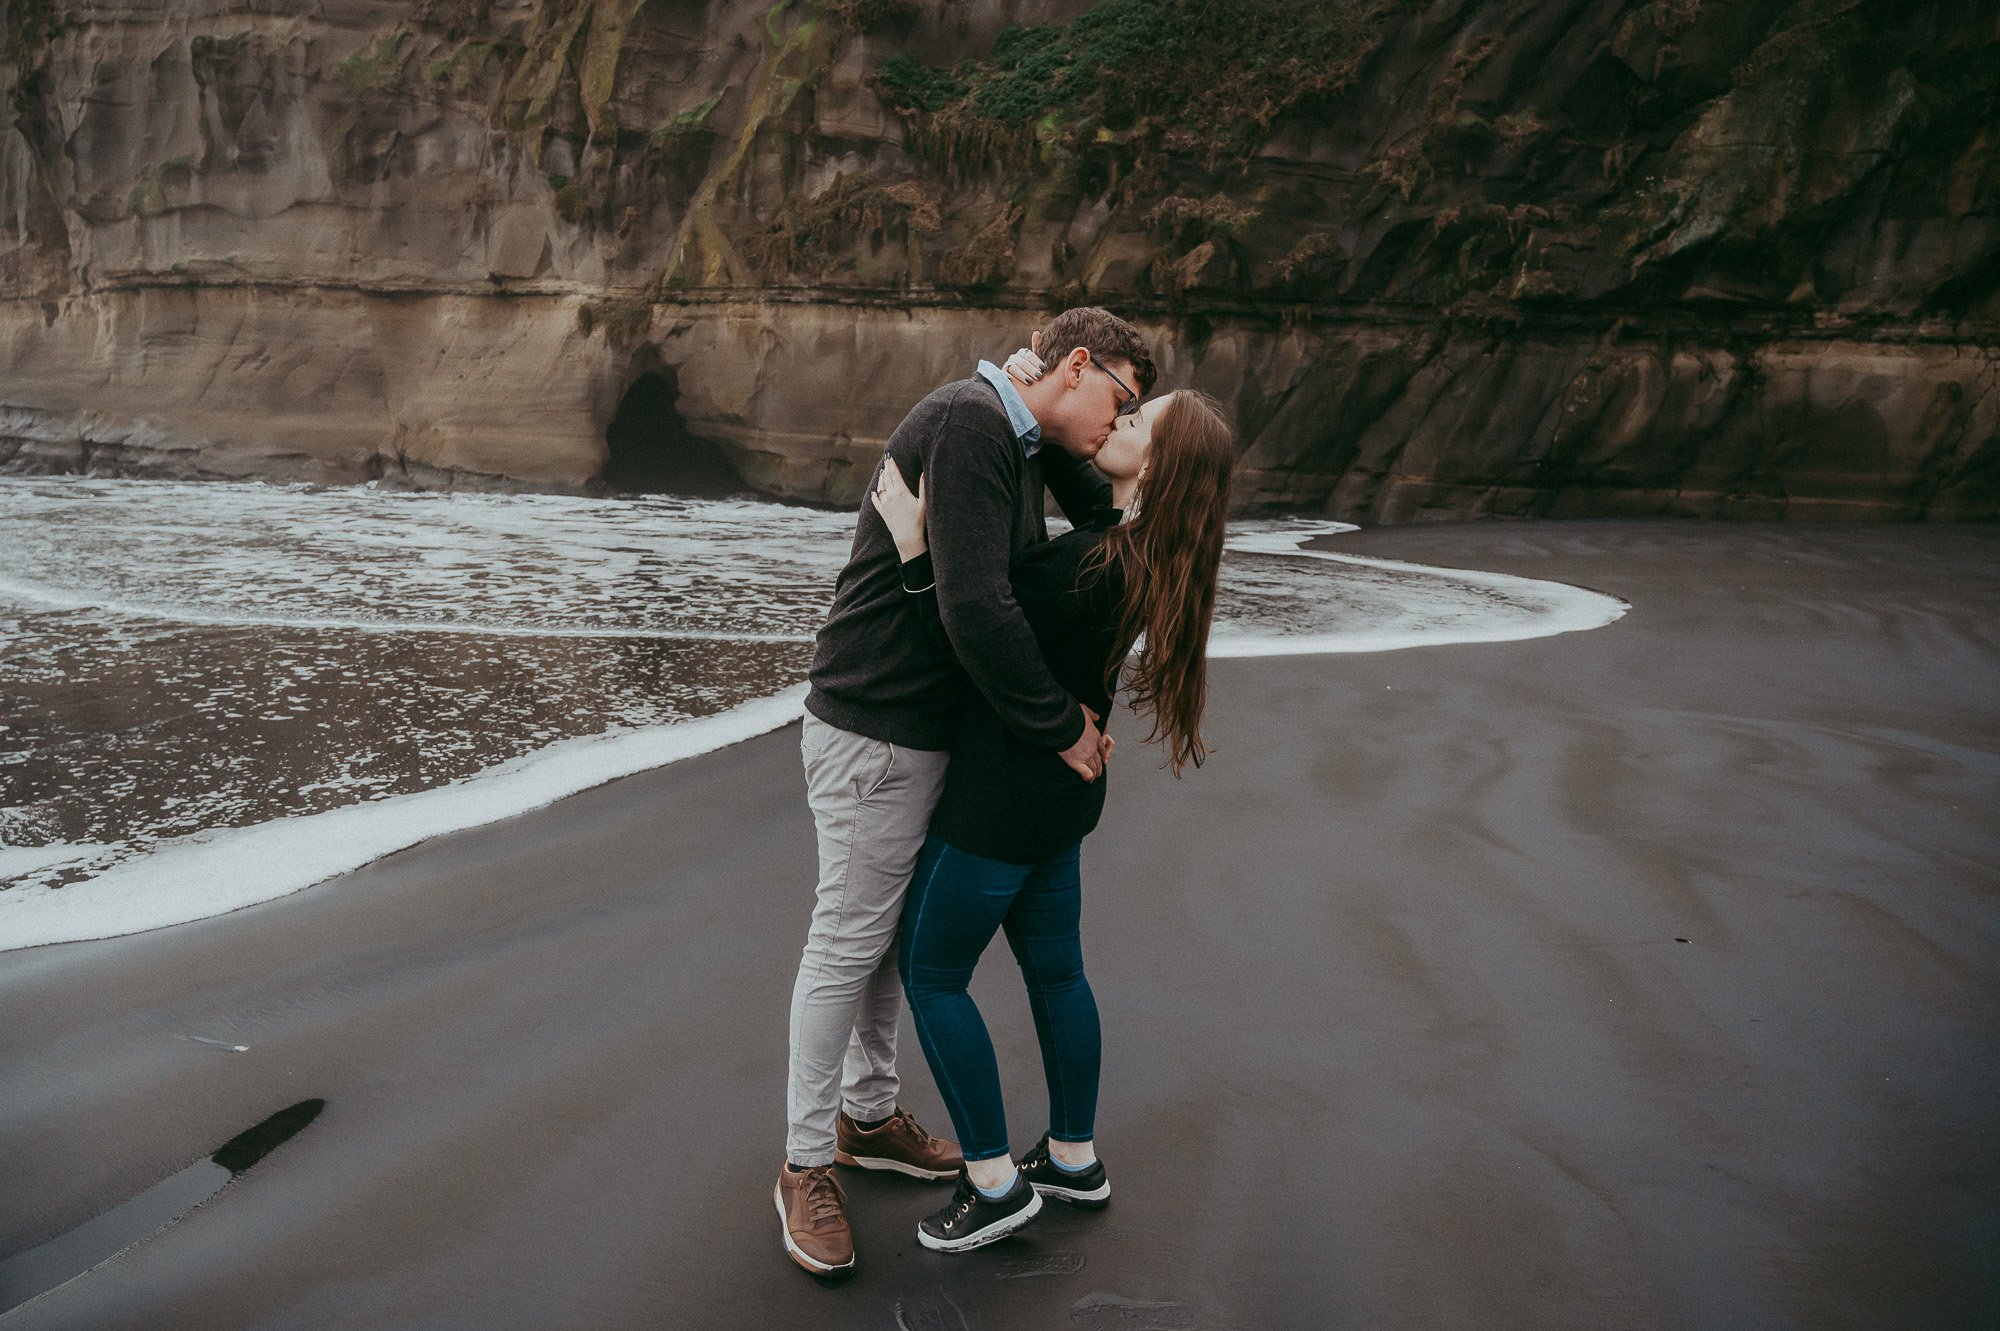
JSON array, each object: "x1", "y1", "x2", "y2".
[{"x1": 1085, "y1": 355, "x2": 1140, "y2": 416}]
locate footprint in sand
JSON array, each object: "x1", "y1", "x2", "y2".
[
  {"x1": 995, "y1": 1250, "x2": 1087, "y2": 1280},
  {"x1": 1069, "y1": 1290, "x2": 1199, "y2": 1328},
  {"x1": 895, "y1": 1287, "x2": 970, "y2": 1331}
]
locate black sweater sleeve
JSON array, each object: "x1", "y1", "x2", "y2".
[
  {"x1": 1038, "y1": 446, "x2": 1114, "y2": 529},
  {"x1": 923, "y1": 525, "x2": 1126, "y2": 864},
  {"x1": 901, "y1": 506, "x2": 1124, "y2": 709},
  {"x1": 924, "y1": 421, "x2": 1087, "y2": 751},
  {"x1": 899, "y1": 551, "x2": 949, "y2": 652}
]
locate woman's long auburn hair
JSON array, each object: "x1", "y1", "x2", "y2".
[{"x1": 1084, "y1": 389, "x2": 1235, "y2": 777}]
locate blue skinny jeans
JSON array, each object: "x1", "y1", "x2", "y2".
[{"x1": 897, "y1": 833, "x2": 1101, "y2": 1163}]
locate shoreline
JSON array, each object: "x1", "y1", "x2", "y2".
[
  {"x1": 0, "y1": 517, "x2": 1623, "y2": 951},
  {"x1": 2, "y1": 519, "x2": 1995, "y2": 1328}
]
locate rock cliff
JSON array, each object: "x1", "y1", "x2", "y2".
[{"x1": 2, "y1": 0, "x2": 1995, "y2": 518}]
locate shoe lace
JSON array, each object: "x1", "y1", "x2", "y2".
[
  {"x1": 890, "y1": 1107, "x2": 932, "y2": 1147},
  {"x1": 802, "y1": 1168, "x2": 847, "y2": 1227}
]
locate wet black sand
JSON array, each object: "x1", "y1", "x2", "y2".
[{"x1": 2, "y1": 521, "x2": 1996, "y2": 1329}]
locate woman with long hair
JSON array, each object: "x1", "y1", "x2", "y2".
[{"x1": 867, "y1": 383, "x2": 1236, "y2": 1252}]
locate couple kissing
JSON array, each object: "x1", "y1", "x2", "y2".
[{"x1": 778, "y1": 306, "x2": 1235, "y2": 1273}]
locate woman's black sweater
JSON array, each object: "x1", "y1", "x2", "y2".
[{"x1": 899, "y1": 513, "x2": 1127, "y2": 865}]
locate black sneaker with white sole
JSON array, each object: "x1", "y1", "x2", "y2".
[
  {"x1": 917, "y1": 1170, "x2": 1043, "y2": 1252},
  {"x1": 1019, "y1": 1136, "x2": 1111, "y2": 1209}
]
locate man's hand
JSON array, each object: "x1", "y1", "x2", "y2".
[{"x1": 1059, "y1": 704, "x2": 1107, "y2": 783}]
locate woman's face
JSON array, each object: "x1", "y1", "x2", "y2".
[{"x1": 1094, "y1": 392, "x2": 1172, "y2": 482}]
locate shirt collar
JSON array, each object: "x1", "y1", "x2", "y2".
[{"x1": 975, "y1": 360, "x2": 1042, "y2": 456}]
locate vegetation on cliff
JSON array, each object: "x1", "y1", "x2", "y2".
[
  {"x1": 747, "y1": 173, "x2": 941, "y2": 279},
  {"x1": 821, "y1": 0, "x2": 918, "y2": 32},
  {"x1": 7, "y1": 0, "x2": 54, "y2": 83},
  {"x1": 876, "y1": 0, "x2": 1394, "y2": 167},
  {"x1": 500, "y1": 0, "x2": 648, "y2": 137},
  {"x1": 838, "y1": 0, "x2": 1994, "y2": 320},
  {"x1": 5, "y1": 0, "x2": 1990, "y2": 320}
]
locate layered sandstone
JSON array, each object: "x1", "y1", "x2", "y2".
[{"x1": 1, "y1": 0, "x2": 1995, "y2": 518}]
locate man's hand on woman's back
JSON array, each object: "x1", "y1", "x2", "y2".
[{"x1": 1060, "y1": 706, "x2": 1110, "y2": 783}]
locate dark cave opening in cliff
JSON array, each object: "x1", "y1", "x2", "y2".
[{"x1": 601, "y1": 370, "x2": 743, "y2": 498}]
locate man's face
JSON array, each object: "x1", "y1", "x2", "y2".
[{"x1": 1052, "y1": 353, "x2": 1141, "y2": 459}]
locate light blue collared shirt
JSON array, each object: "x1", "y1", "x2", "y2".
[{"x1": 975, "y1": 360, "x2": 1041, "y2": 457}]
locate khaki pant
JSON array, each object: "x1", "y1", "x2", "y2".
[{"x1": 786, "y1": 714, "x2": 950, "y2": 1165}]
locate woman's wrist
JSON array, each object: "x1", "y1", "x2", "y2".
[
  {"x1": 893, "y1": 533, "x2": 927, "y2": 562},
  {"x1": 899, "y1": 547, "x2": 935, "y2": 593}
]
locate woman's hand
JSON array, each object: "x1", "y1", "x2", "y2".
[
  {"x1": 869, "y1": 457, "x2": 927, "y2": 561},
  {"x1": 1003, "y1": 334, "x2": 1047, "y2": 386}
]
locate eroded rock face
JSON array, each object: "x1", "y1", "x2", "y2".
[{"x1": 1, "y1": 0, "x2": 1994, "y2": 518}]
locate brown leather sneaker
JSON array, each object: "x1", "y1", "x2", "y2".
[
  {"x1": 834, "y1": 1106, "x2": 963, "y2": 1181},
  {"x1": 774, "y1": 1164, "x2": 856, "y2": 1276}
]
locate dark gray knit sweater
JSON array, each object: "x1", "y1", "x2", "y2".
[{"x1": 804, "y1": 375, "x2": 1111, "y2": 751}]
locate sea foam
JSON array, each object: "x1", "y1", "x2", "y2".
[
  {"x1": 1209, "y1": 521, "x2": 1627, "y2": 656},
  {"x1": 0, "y1": 689, "x2": 808, "y2": 951}
]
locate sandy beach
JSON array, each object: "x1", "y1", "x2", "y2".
[{"x1": 2, "y1": 520, "x2": 1995, "y2": 1330}]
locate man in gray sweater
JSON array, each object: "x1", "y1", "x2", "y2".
[{"x1": 777, "y1": 308, "x2": 1155, "y2": 1276}]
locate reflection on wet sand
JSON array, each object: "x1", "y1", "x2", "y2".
[{"x1": 0, "y1": 1100, "x2": 324, "y2": 1313}]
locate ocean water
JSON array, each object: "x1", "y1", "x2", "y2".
[{"x1": 0, "y1": 476, "x2": 1625, "y2": 947}]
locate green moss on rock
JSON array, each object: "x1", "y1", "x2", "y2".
[
  {"x1": 333, "y1": 31, "x2": 411, "y2": 94},
  {"x1": 649, "y1": 95, "x2": 721, "y2": 151},
  {"x1": 554, "y1": 181, "x2": 592, "y2": 222}
]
